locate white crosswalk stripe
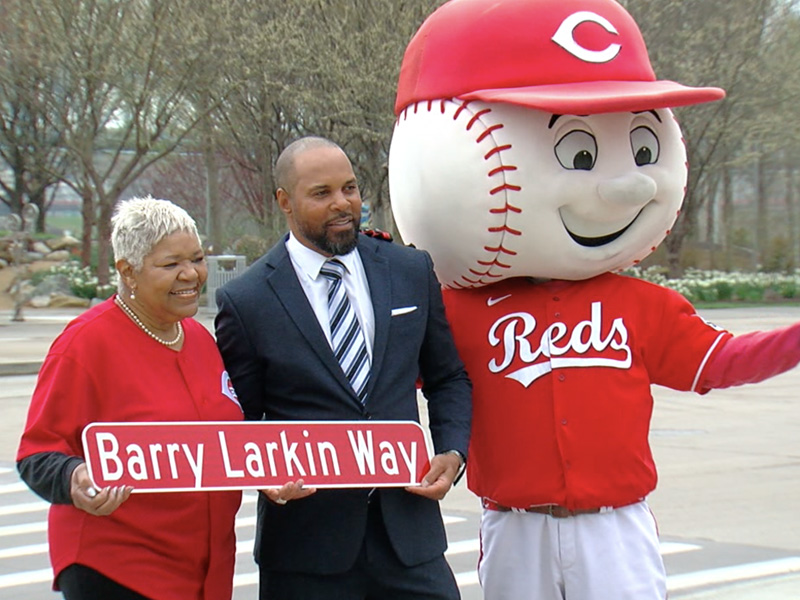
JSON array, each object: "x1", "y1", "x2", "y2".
[
  {"x1": 667, "y1": 557, "x2": 800, "y2": 593},
  {"x1": 0, "y1": 474, "x2": 798, "y2": 599},
  {"x1": 0, "y1": 569, "x2": 52, "y2": 590},
  {"x1": 0, "y1": 501, "x2": 48, "y2": 517}
]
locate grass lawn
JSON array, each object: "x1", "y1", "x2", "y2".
[{"x1": 46, "y1": 212, "x2": 82, "y2": 236}]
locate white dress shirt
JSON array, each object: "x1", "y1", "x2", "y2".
[{"x1": 285, "y1": 233, "x2": 375, "y2": 359}]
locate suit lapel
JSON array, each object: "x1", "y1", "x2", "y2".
[
  {"x1": 358, "y1": 237, "x2": 391, "y2": 399},
  {"x1": 264, "y1": 242, "x2": 359, "y2": 403}
]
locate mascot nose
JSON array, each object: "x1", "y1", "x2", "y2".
[{"x1": 598, "y1": 173, "x2": 657, "y2": 207}]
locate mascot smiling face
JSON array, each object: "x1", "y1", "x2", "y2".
[{"x1": 388, "y1": 0, "x2": 724, "y2": 286}]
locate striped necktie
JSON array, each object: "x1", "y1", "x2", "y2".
[{"x1": 319, "y1": 259, "x2": 370, "y2": 404}]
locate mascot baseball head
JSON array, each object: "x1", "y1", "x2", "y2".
[{"x1": 389, "y1": 0, "x2": 724, "y2": 286}]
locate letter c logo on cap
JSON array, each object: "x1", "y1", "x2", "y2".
[{"x1": 552, "y1": 11, "x2": 621, "y2": 64}]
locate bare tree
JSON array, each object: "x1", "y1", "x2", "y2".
[
  {"x1": 623, "y1": 0, "x2": 775, "y2": 275},
  {"x1": 18, "y1": 0, "x2": 236, "y2": 282},
  {"x1": 755, "y1": 6, "x2": 800, "y2": 266},
  {"x1": 309, "y1": 0, "x2": 444, "y2": 234},
  {"x1": 0, "y1": 0, "x2": 71, "y2": 230},
  {"x1": 207, "y1": 0, "x2": 444, "y2": 245}
]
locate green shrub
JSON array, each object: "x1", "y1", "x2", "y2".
[
  {"x1": 732, "y1": 282, "x2": 765, "y2": 302},
  {"x1": 714, "y1": 280, "x2": 733, "y2": 301},
  {"x1": 778, "y1": 280, "x2": 798, "y2": 299}
]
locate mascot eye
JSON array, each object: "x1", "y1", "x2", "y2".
[
  {"x1": 555, "y1": 130, "x2": 597, "y2": 171},
  {"x1": 630, "y1": 126, "x2": 660, "y2": 166}
]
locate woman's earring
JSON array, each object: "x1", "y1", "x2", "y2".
[{"x1": 130, "y1": 288, "x2": 136, "y2": 300}]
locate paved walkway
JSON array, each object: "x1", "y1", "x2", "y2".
[
  {"x1": 2, "y1": 305, "x2": 800, "y2": 598},
  {"x1": 0, "y1": 306, "x2": 218, "y2": 376}
]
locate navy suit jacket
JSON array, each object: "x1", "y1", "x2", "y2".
[{"x1": 215, "y1": 234, "x2": 472, "y2": 574}]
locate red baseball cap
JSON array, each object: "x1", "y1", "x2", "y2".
[{"x1": 394, "y1": 0, "x2": 725, "y2": 115}]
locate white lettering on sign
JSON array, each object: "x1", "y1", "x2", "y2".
[
  {"x1": 551, "y1": 11, "x2": 621, "y2": 64},
  {"x1": 97, "y1": 432, "x2": 122, "y2": 481},
  {"x1": 347, "y1": 430, "x2": 417, "y2": 478},
  {"x1": 280, "y1": 430, "x2": 306, "y2": 477},
  {"x1": 149, "y1": 444, "x2": 163, "y2": 479},
  {"x1": 217, "y1": 430, "x2": 343, "y2": 478},
  {"x1": 96, "y1": 433, "x2": 205, "y2": 487},
  {"x1": 219, "y1": 431, "x2": 244, "y2": 478},
  {"x1": 488, "y1": 301, "x2": 631, "y2": 387},
  {"x1": 348, "y1": 430, "x2": 376, "y2": 475},
  {"x1": 182, "y1": 443, "x2": 204, "y2": 488}
]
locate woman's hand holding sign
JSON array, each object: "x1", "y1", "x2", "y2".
[{"x1": 70, "y1": 462, "x2": 133, "y2": 516}]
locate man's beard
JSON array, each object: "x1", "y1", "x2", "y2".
[{"x1": 305, "y1": 217, "x2": 359, "y2": 256}]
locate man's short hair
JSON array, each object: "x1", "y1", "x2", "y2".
[{"x1": 274, "y1": 136, "x2": 343, "y2": 194}]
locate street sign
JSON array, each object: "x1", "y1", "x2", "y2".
[{"x1": 82, "y1": 420, "x2": 431, "y2": 492}]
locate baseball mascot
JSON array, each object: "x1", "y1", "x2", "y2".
[{"x1": 388, "y1": 0, "x2": 800, "y2": 598}]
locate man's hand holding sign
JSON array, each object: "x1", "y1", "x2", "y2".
[{"x1": 82, "y1": 421, "x2": 433, "y2": 494}]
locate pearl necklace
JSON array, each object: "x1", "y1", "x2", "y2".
[{"x1": 115, "y1": 296, "x2": 183, "y2": 346}]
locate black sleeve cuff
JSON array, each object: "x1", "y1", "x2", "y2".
[
  {"x1": 443, "y1": 449, "x2": 467, "y2": 486},
  {"x1": 18, "y1": 452, "x2": 84, "y2": 505}
]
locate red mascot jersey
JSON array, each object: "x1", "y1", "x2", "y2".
[{"x1": 443, "y1": 273, "x2": 731, "y2": 510}]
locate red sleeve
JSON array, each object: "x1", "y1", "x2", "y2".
[
  {"x1": 697, "y1": 322, "x2": 800, "y2": 393},
  {"x1": 640, "y1": 284, "x2": 731, "y2": 392},
  {"x1": 16, "y1": 349, "x2": 99, "y2": 461}
]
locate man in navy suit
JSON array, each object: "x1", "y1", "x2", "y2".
[{"x1": 215, "y1": 136, "x2": 472, "y2": 600}]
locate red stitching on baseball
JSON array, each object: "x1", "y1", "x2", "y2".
[
  {"x1": 421, "y1": 99, "x2": 522, "y2": 287},
  {"x1": 489, "y1": 204, "x2": 522, "y2": 214},
  {"x1": 477, "y1": 124, "x2": 503, "y2": 143},
  {"x1": 489, "y1": 184, "x2": 521, "y2": 196},
  {"x1": 489, "y1": 225, "x2": 522, "y2": 236},
  {"x1": 453, "y1": 99, "x2": 473, "y2": 121},
  {"x1": 484, "y1": 145, "x2": 511, "y2": 160},
  {"x1": 469, "y1": 268, "x2": 503, "y2": 278},
  {"x1": 488, "y1": 165, "x2": 517, "y2": 177},
  {"x1": 478, "y1": 258, "x2": 512, "y2": 268},
  {"x1": 466, "y1": 109, "x2": 492, "y2": 131},
  {"x1": 484, "y1": 245, "x2": 518, "y2": 256}
]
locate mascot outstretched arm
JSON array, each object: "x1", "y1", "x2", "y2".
[{"x1": 388, "y1": 0, "x2": 800, "y2": 598}]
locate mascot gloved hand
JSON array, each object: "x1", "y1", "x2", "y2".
[{"x1": 388, "y1": 0, "x2": 800, "y2": 598}]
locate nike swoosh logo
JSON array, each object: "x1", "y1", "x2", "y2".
[{"x1": 487, "y1": 294, "x2": 512, "y2": 307}]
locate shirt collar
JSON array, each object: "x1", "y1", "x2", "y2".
[{"x1": 286, "y1": 232, "x2": 359, "y2": 281}]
